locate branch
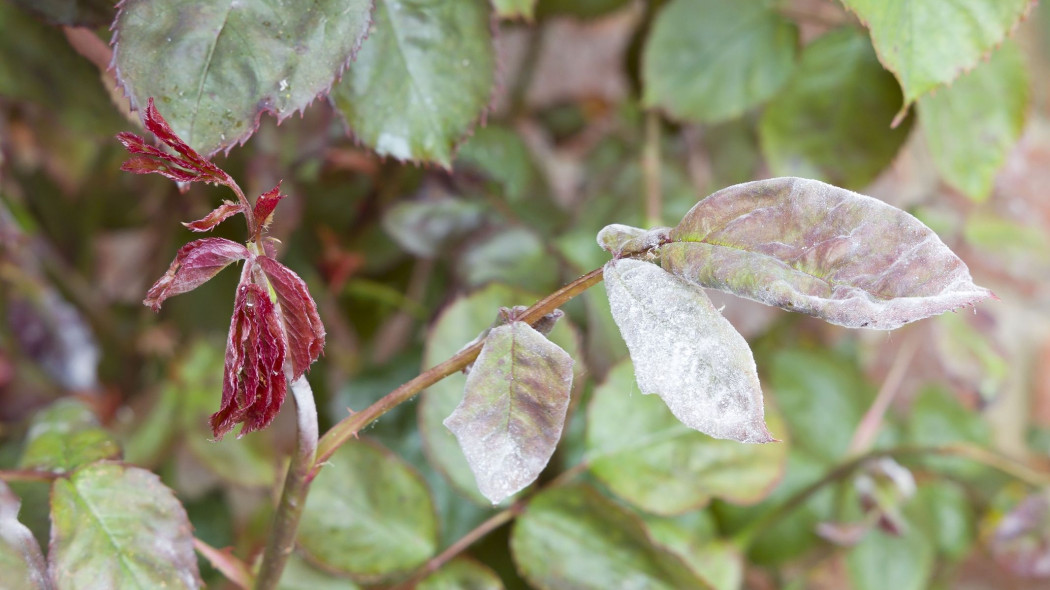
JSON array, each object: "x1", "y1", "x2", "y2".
[{"x1": 312, "y1": 266, "x2": 606, "y2": 474}]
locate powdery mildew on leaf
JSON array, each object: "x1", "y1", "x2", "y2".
[
  {"x1": 663, "y1": 177, "x2": 993, "y2": 330},
  {"x1": 597, "y1": 224, "x2": 671, "y2": 257},
  {"x1": 0, "y1": 481, "x2": 49, "y2": 590},
  {"x1": 603, "y1": 258, "x2": 772, "y2": 444},
  {"x1": 444, "y1": 322, "x2": 574, "y2": 504}
]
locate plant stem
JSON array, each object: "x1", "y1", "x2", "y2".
[
  {"x1": 193, "y1": 538, "x2": 254, "y2": 590},
  {"x1": 312, "y1": 266, "x2": 606, "y2": 475},
  {"x1": 847, "y1": 330, "x2": 919, "y2": 454},
  {"x1": 0, "y1": 469, "x2": 59, "y2": 482},
  {"x1": 254, "y1": 375, "x2": 318, "y2": 590},
  {"x1": 226, "y1": 179, "x2": 258, "y2": 239}
]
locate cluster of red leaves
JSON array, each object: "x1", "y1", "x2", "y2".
[{"x1": 120, "y1": 99, "x2": 324, "y2": 439}]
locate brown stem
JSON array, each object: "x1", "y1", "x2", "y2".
[
  {"x1": 0, "y1": 469, "x2": 59, "y2": 483},
  {"x1": 312, "y1": 266, "x2": 606, "y2": 475},
  {"x1": 254, "y1": 375, "x2": 318, "y2": 590},
  {"x1": 193, "y1": 538, "x2": 253, "y2": 590}
]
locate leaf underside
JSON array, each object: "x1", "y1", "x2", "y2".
[{"x1": 661, "y1": 177, "x2": 992, "y2": 329}]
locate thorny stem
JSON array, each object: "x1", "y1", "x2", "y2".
[
  {"x1": 312, "y1": 266, "x2": 606, "y2": 476},
  {"x1": 255, "y1": 375, "x2": 318, "y2": 590},
  {"x1": 731, "y1": 443, "x2": 1050, "y2": 549}
]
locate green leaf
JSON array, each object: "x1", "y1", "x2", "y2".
[
  {"x1": 535, "y1": 0, "x2": 630, "y2": 18},
  {"x1": 661, "y1": 177, "x2": 993, "y2": 330},
  {"x1": 845, "y1": 521, "x2": 934, "y2": 590},
  {"x1": 382, "y1": 196, "x2": 488, "y2": 258},
  {"x1": 19, "y1": 399, "x2": 120, "y2": 474},
  {"x1": 49, "y1": 463, "x2": 200, "y2": 589},
  {"x1": 456, "y1": 125, "x2": 542, "y2": 203},
  {"x1": 587, "y1": 360, "x2": 786, "y2": 515},
  {"x1": 491, "y1": 0, "x2": 535, "y2": 20},
  {"x1": 759, "y1": 28, "x2": 912, "y2": 189},
  {"x1": 8, "y1": 0, "x2": 113, "y2": 27},
  {"x1": 904, "y1": 386, "x2": 991, "y2": 480},
  {"x1": 841, "y1": 0, "x2": 1033, "y2": 108},
  {"x1": 297, "y1": 440, "x2": 437, "y2": 582},
  {"x1": 458, "y1": 228, "x2": 560, "y2": 293},
  {"x1": 603, "y1": 259, "x2": 773, "y2": 443},
  {"x1": 919, "y1": 42, "x2": 1029, "y2": 201},
  {"x1": 331, "y1": 0, "x2": 496, "y2": 167},
  {"x1": 445, "y1": 321, "x2": 574, "y2": 504},
  {"x1": 906, "y1": 481, "x2": 975, "y2": 561},
  {"x1": 417, "y1": 558, "x2": 504, "y2": 590},
  {"x1": 641, "y1": 511, "x2": 743, "y2": 590},
  {"x1": 113, "y1": 0, "x2": 372, "y2": 156},
  {"x1": 277, "y1": 553, "x2": 361, "y2": 590},
  {"x1": 419, "y1": 284, "x2": 581, "y2": 504},
  {"x1": 511, "y1": 485, "x2": 713, "y2": 589},
  {"x1": 0, "y1": 481, "x2": 49, "y2": 590},
  {"x1": 643, "y1": 0, "x2": 797, "y2": 123}
]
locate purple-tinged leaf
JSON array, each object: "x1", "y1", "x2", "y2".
[
  {"x1": 661, "y1": 177, "x2": 993, "y2": 330},
  {"x1": 211, "y1": 282, "x2": 288, "y2": 439},
  {"x1": 991, "y1": 491, "x2": 1050, "y2": 578},
  {"x1": 0, "y1": 481, "x2": 50, "y2": 590},
  {"x1": 256, "y1": 257, "x2": 325, "y2": 381},
  {"x1": 444, "y1": 321, "x2": 574, "y2": 504},
  {"x1": 49, "y1": 463, "x2": 201, "y2": 589},
  {"x1": 597, "y1": 224, "x2": 670, "y2": 258},
  {"x1": 143, "y1": 238, "x2": 249, "y2": 311},
  {"x1": 116, "y1": 98, "x2": 232, "y2": 186},
  {"x1": 603, "y1": 258, "x2": 773, "y2": 444},
  {"x1": 182, "y1": 201, "x2": 243, "y2": 232},
  {"x1": 252, "y1": 184, "x2": 286, "y2": 233}
]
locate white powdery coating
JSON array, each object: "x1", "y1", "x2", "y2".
[
  {"x1": 444, "y1": 323, "x2": 574, "y2": 504},
  {"x1": 604, "y1": 259, "x2": 773, "y2": 443}
]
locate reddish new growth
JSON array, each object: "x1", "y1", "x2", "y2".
[{"x1": 120, "y1": 98, "x2": 324, "y2": 439}]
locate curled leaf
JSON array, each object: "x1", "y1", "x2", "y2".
[
  {"x1": 597, "y1": 224, "x2": 671, "y2": 258},
  {"x1": 603, "y1": 258, "x2": 772, "y2": 443},
  {"x1": 143, "y1": 238, "x2": 249, "y2": 311},
  {"x1": 257, "y1": 256, "x2": 325, "y2": 380},
  {"x1": 182, "y1": 201, "x2": 243, "y2": 232},
  {"x1": 444, "y1": 321, "x2": 574, "y2": 504},
  {"x1": 116, "y1": 97, "x2": 231, "y2": 186},
  {"x1": 662, "y1": 177, "x2": 993, "y2": 329},
  {"x1": 252, "y1": 184, "x2": 286, "y2": 233},
  {"x1": 211, "y1": 282, "x2": 288, "y2": 439}
]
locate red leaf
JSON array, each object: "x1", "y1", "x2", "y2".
[
  {"x1": 143, "y1": 238, "x2": 249, "y2": 311},
  {"x1": 257, "y1": 257, "x2": 325, "y2": 379},
  {"x1": 183, "y1": 201, "x2": 243, "y2": 232},
  {"x1": 253, "y1": 184, "x2": 286, "y2": 232},
  {"x1": 210, "y1": 282, "x2": 288, "y2": 439},
  {"x1": 117, "y1": 98, "x2": 232, "y2": 186}
]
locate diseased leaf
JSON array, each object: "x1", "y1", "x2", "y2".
[
  {"x1": 597, "y1": 224, "x2": 670, "y2": 258},
  {"x1": 211, "y1": 282, "x2": 287, "y2": 439},
  {"x1": 417, "y1": 558, "x2": 503, "y2": 590},
  {"x1": 511, "y1": 485, "x2": 712, "y2": 590},
  {"x1": 758, "y1": 28, "x2": 911, "y2": 189},
  {"x1": 257, "y1": 256, "x2": 325, "y2": 380},
  {"x1": 643, "y1": 0, "x2": 797, "y2": 124},
  {"x1": 444, "y1": 321, "x2": 574, "y2": 504},
  {"x1": 298, "y1": 440, "x2": 437, "y2": 582},
  {"x1": 143, "y1": 238, "x2": 249, "y2": 311},
  {"x1": 252, "y1": 184, "x2": 287, "y2": 232},
  {"x1": 114, "y1": 1, "x2": 372, "y2": 156},
  {"x1": 990, "y1": 491, "x2": 1050, "y2": 578},
  {"x1": 182, "y1": 201, "x2": 242, "y2": 232},
  {"x1": 919, "y1": 42, "x2": 1029, "y2": 201},
  {"x1": 661, "y1": 177, "x2": 993, "y2": 329},
  {"x1": 603, "y1": 258, "x2": 772, "y2": 443},
  {"x1": 491, "y1": 0, "x2": 535, "y2": 20},
  {"x1": 0, "y1": 481, "x2": 50, "y2": 590},
  {"x1": 330, "y1": 0, "x2": 496, "y2": 167},
  {"x1": 49, "y1": 463, "x2": 200, "y2": 590},
  {"x1": 19, "y1": 399, "x2": 120, "y2": 474},
  {"x1": 587, "y1": 360, "x2": 786, "y2": 515},
  {"x1": 841, "y1": 0, "x2": 1034, "y2": 109}
]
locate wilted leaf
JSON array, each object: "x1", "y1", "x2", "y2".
[
  {"x1": 759, "y1": 28, "x2": 911, "y2": 189},
  {"x1": 841, "y1": 0, "x2": 1033, "y2": 109},
  {"x1": 0, "y1": 481, "x2": 50, "y2": 590},
  {"x1": 19, "y1": 399, "x2": 120, "y2": 474},
  {"x1": 845, "y1": 520, "x2": 934, "y2": 590},
  {"x1": 331, "y1": 0, "x2": 495, "y2": 167},
  {"x1": 597, "y1": 224, "x2": 669, "y2": 258},
  {"x1": 444, "y1": 321, "x2": 574, "y2": 504},
  {"x1": 661, "y1": 177, "x2": 993, "y2": 329},
  {"x1": 114, "y1": 0, "x2": 372, "y2": 156},
  {"x1": 587, "y1": 360, "x2": 785, "y2": 514},
  {"x1": 919, "y1": 42, "x2": 1029, "y2": 201},
  {"x1": 211, "y1": 282, "x2": 287, "y2": 439},
  {"x1": 511, "y1": 485, "x2": 712, "y2": 589},
  {"x1": 143, "y1": 238, "x2": 249, "y2": 311},
  {"x1": 298, "y1": 440, "x2": 437, "y2": 582},
  {"x1": 49, "y1": 463, "x2": 200, "y2": 590},
  {"x1": 990, "y1": 491, "x2": 1050, "y2": 578},
  {"x1": 643, "y1": 0, "x2": 797, "y2": 123},
  {"x1": 257, "y1": 256, "x2": 325, "y2": 380},
  {"x1": 491, "y1": 0, "x2": 535, "y2": 20},
  {"x1": 603, "y1": 258, "x2": 772, "y2": 443},
  {"x1": 182, "y1": 201, "x2": 242, "y2": 232},
  {"x1": 417, "y1": 558, "x2": 503, "y2": 590}
]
